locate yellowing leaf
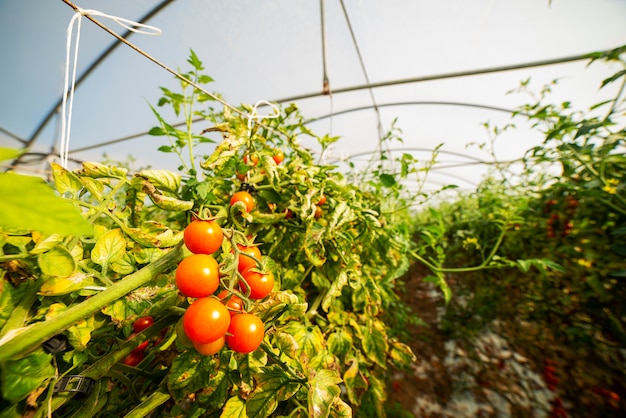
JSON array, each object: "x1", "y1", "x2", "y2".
[
  {"x1": 39, "y1": 272, "x2": 94, "y2": 296},
  {"x1": 220, "y1": 396, "x2": 248, "y2": 418},
  {"x1": 91, "y1": 229, "x2": 126, "y2": 267},
  {"x1": 307, "y1": 369, "x2": 342, "y2": 418},
  {"x1": 38, "y1": 246, "x2": 76, "y2": 277}
]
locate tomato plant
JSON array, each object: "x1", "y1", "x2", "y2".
[
  {"x1": 182, "y1": 297, "x2": 231, "y2": 344},
  {"x1": 183, "y1": 219, "x2": 223, "y2": 255},
  {"x1": 225, "y1": 313, "x2": 265, "y2": 353},
  {"x1": 240, "y1": 267, "x2": 274, "y2": 299},
  {"x1": 175, "y1": 253, "x2": 220, "y2": 298}
]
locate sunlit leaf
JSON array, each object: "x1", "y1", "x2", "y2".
[
  {"x1": 220, "y1": 396, "x2": 248, "y2": 418},
  {"x1": 91, "y1": 229, "x2": 126, "y2": 267},
  {"x1": 0, "y1": 349, "x2": 55, "y2": 403},
  {"x1": 307, "y1": 369, "x2": 342, "y2": 418},
  {"x1": 51, "y1": 163, "x2": 83, "y2": 197},
  {"x1": 0, "y1": 173, "x2": 93, "y2": 237},
  {"x1": 38, "y1": 246, "x2": 76, "y2": 277},
  {"x1": 246, "y1": 365, "x2": 301, "y2": 417}
]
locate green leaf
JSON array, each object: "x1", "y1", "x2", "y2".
[
  {"x1": 307, "y1": 369, "x2": 342, "y2": 418},
  {"x1": 221, "y1": 396, "x2": 248, "y2": 418},
  {"x1": 321, "y1": 270, "x2": 348, "y2": 312},
  {"x1": 91, "y1": 229, "x2": 126, "y2": 268},
  {"x1": 379, "y1": 173, "x2": 396, "y2": 188},
  {"x1": 362, "y1": 322, "x2": 388, "y2": 368},
  {"x1": 0, "y1": 148, "x2": 22, "y2": 163},
  {"x1": 282, "y1": 322, "x2": 324, "y2": 360},
  {"x1": 246, "y1": 365, "x2": 301, "y2": 417},
  {"x1": 327, "y1": 329, "x2": 353, "y2": 359},
  {"x1": 0, "y1": 173, "x2": 93, "y2": 237},
  {"x1": 78, "y1": 161, "x2": 128, "y2": 178},
  {"x1": 168, "y1": 350, "x2": 217, "y2": 394},
  {"x1": 136, "y1": 170, "x2": 182, "y2": 193},
  {"x1": 0, "y1": 349, "x2": 55, "y2": 403},
  {"x1": 51, "y1": 163, "x2": 83, "y2": 197},
  {"x1": 39, "y1": 272, "x2": 95, "y2": 296},
  {"x1": 38, "y1": 246, "x2": 76, "y2": 277},
  {"x1": 343, "y1": 358, "x2": 367, "y2": 406},
  {"x1": 389, "y1": 340, "x2": 416, "y2": 367},
  {"x1": 187, "y1": 48, "x2": 204, "y2": 71}
]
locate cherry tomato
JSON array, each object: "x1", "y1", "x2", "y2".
[
  {"x1": 240, "y1": 268, "x2": 275, "y2": 299},
  {"x1": 133, "y1": 316, "x2": 154, "y2": 333},
  {"x1": 272, "y1": 150, "x2": 285, "y2": 165},
  {"x1": 243, "y1": 154, "x2": 259, "y2": 166},
  {"x1": 183, "y1": 297, "x2": 230, "y2": 344},
  {"x1": 317, "y1": 194, "x2": 327, "y2": 205},
  {"x1": 175, "y1": 254, "x2": 220, "y2": 298},
  {"x1": 129, "y1": 333, "x2": 150, "y2": 354},
  {"x1": 236, "y1": 244, "x2": 261, "y2": 272},
  {"x1": 314, "y1": 206, "x2": 323, "y2": 219},
  {"x1": 225, "y1": 313, "x2": 265, "y2": 354},
  {"x1": 230, "y1": 191, "x2": 255, "y2": 212},
  {"x1": 217, "y1": 290, "x2": 244, "y2": 316},
  {"x1": 193, "y1": 336, "x2": 225, "y2": 356},
  {"x1": 123, "y1": 351, "x2": 144, "y2": 367},
  {"x1": 183, "y1": 219, "x2": 223, "y2": 255}
]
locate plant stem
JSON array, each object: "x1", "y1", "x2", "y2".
[
  {"x1": 123, "y1": 389, "x2": 171, "y2": 418},
  {"x1": 0, "y1": 243, "x2": 183, "y2": 362}
]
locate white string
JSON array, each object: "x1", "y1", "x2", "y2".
[
  {"x1": 246, "y1": 100, "x2": 280, "y2": 132},
  {"x1": 59, "y1": 7, "x2": 162, "y2": 168}
]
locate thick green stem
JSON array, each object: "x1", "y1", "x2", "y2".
[
  {"x1": 0, "y1": 243, "x2": 184, "y2": 362},
  {"x1": 123, "y1": 389, "x2": 171, "y2": 418}
]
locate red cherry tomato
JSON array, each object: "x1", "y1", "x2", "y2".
[
  {"x1": 183, "y1": 219, "x2": 224, "y2": 255},
  {"x1": 225, "y1": 313, "x2": 265, "y2": 354},
  {"x1": 317, "y1": 194, "x2": 327, "y2": 205},
  {"x1": 183, "y1": 297, "x2": 230, "y2": 344},
  {"x1": 123, "y1": 351, "x2": 144, "y2": 367},
  {"x1": 133, "y1": 316, "x2": 154, "y2": 333},
  {"x1": 240, "y1": 268, "x2": 275, "y2": 299},
  {"x1": 175, "y1": 254, "x2": 220, "y2": 298},
  {"x1": 217, "y1": 290, "x2": 244, "y2": 316},
  {"x1": 230, "y1": 191, "x2": 255, "y2": 212},
  {"x1": 236, "y1": 244, "x2": 261, "y2": 272},
  {"x1": 272, "y1": 150, "x2": 285, "y2": 165},
  {"x1": 129, "y1": 333, "x2": 150, "y2": 354},
  {"x1": 243, "y1": 154, "x2": 259, "y2": 166}
]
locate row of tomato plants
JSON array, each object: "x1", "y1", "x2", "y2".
[{"x1": 0, "y1": 51, "x2": 420, "y2": 417}]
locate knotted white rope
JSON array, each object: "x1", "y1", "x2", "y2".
[
  {"x1": 246, "y1": 100, "x2": 281, "y2": 132},
  {"x1": 59, "y1": 7, "x2": 161, "y2": 168}
]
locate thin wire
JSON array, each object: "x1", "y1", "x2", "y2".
[
  {"x1": 66, "y1": 100, "x2": 521, "y2": 154},
  {"x1": 319, "y1": 0, "x2": 334, "y2": 138},
  {"x1": 0, "y1": 126, "x2": 27, "y2": 144},
  {"x1": 268, "y1": 48, "x2": 619, "y2": 104},
  {"x1": 338, "y1": 0, "x2": 384, "y2": 142}
]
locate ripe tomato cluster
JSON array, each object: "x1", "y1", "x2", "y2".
[{"x1": 174, "y1": 213, "x2": 274, "y2": 356}]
